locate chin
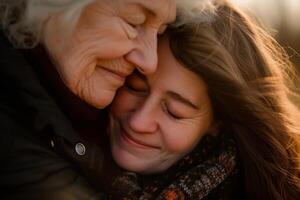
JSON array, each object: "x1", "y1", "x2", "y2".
[
  {"x1": 116, "y1": 161, "x2": 153, "y2": 174},
  {"x1": 87, "y1": 92, "x2": 115, "y2": 109},
  {"x1": 111, "y1": 147, "x2": 150, "y2": 174},
  {"x1": 111, "y1": 148, "x2": 169, "y2": 174}
]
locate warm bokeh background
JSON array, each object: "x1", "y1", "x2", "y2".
[{"x1": 232, "y1": 0, "x2": 300, "y2": 105}]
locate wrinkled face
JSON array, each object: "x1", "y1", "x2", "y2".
[
  {"x1": 109, "y1": 36, "x2": 215, "y2": 174},
  {"x1": 43, "y1": 0, "x2": 176, "y2": 108}
]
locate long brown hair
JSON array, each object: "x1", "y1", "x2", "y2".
[{"x1": 167, "y1": 0, "x2": 300, "y2": 199}]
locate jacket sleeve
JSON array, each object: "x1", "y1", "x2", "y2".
[{"x1": 0, "y1": 113, "x2": 107, "y2": 200}]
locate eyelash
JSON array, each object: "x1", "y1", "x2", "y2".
[
  {"x1": 162, "y1": 102, "x2": 181, "y2": 120},
  {"x1": 125, "y1": 83, "x2": 182, "y2": 120},
  {"x1": 125, "y1": 82, "x2": 147, "y2": 95},
  {"x1": 128, "y1": 22, "x2": 137, "y2": 28},
  {"x1": 126, "y1": 20, "x2": 167, "y2": 36},
  {"x1": 126, "y1": 17, "x2": 144, "y2": 30}
]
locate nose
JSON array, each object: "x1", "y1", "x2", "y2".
[
  {"x1": 127, "y1": 100, "x2": 158, "y2": 134},
  {"x1": 125, "y1": 28, "x2": 158, "y2": 75}
]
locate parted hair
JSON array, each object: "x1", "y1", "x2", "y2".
[{"x1": 167, "y1": 0, "x2": 300, "y2": 199}]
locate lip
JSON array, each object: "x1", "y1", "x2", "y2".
[
  {"x1": 120, "y1": 126, "x2": 160, "y2": 149},
  {"x1": 97, "y1": 66, "x2": 128, "y2": 81}
]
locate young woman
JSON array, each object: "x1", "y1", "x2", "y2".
[{"x1": 107, "y1": 0, "x2": 300, "y2": 199}]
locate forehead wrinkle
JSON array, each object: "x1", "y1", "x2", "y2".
[
  {"x1": 164, "y1": 1, "x2": 177, "y2": 24},
  {"x1": 134, "y1": 0, "x2": 175, "y2": 23}
]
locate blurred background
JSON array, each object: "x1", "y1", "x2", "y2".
[{"x1": 232, "y1": 0, "x2": 300, "y2": 105}]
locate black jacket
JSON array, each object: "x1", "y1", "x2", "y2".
[
  {"x1": 0, "y1": 32, "x2": 245, "y2": 200},
  {"x1": 0, "y1": 33, "x2": 107, "y2": 199}
]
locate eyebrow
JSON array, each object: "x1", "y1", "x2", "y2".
[
  {"x1": 166, "y1": 91, "x2": 199, "y2": 110},
  {"x1": 132, "y1": 71, "x2": 198, "y2": 109}
]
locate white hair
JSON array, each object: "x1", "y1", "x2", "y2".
[
  {"x1": 0, "y1": 0, "x2": 218, "y2": 48},
  {"x1": 0, "y1": 0, "x2": 94, "y2": 48},
  {"x1": 174, "y1": 0, "x2": 217, "y2": 27}
]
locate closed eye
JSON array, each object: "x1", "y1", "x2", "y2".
[
  {"x1": 124, "y1": 72, "x2": 148, "y2": 95},
  {"x1": 162, "y1": 102, "x2": 182, "y2": 120},
  {"x1": 123, "y1": 20, "x2": 138, "y2": 39},
  {"x1": 125, "y1": 83, "x2": 146, "y2": 93}
]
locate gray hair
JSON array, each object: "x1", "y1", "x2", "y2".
[
  {"x1": 174, "y1": 0, "x2": 217, "y2": 27},
  {"x1": 0, "y1": 0, "x2": 94, "y2": 48},
  {"x1": 0, "y1": 0, "x2": 217, "y2": 48}
]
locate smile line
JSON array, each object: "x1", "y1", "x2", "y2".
[{"x1": 121, "y1": 127, "x2": 160, "y2": 149}]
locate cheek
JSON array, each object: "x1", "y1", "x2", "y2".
[
  {"x1": 54, "y1": 44, "x2": 95, "y2": 90},
  {"x1": 162, "y1": 125, "x2": 205, "y2": 154},
  {"x1": 110, "y1": 90, "x2": 138, "y2": 115},
  {"x1": 74, "y1": 18, "x2": 133, "y2": 59},
  {"x1": 162, "y1": 111, "x2": 214, "y2": 154}
]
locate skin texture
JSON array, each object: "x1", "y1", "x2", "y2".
[
  {"x1": 42, "y1": 0, "x2": 176, "y2": 108},
  {"x1": 109, "y1": 36, "x2": 215, "y2": 174}
]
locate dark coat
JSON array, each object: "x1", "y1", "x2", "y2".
[
  {"x1": 0, "y1": 32, "x2": 245, "y2": 200},
  {"x1": 0, "y1": 33, "x2": 107, "y2": 199}
]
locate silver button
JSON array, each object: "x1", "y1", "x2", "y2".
[
  {"x1": 50, "y1": 140, "x2": 55, "y2": 148},
  {"x1": 75, "y1": 143, "x2": 86, "y2": 156}
]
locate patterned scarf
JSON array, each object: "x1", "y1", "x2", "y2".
[{"x1": 109, "y1": 132, "x2": 239, "y2": 200}]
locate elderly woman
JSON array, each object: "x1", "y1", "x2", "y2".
[
  {"x1": 0, "y1": 0, "x2": 176, "y2": 199},
  {"x1": 86, "y1": 0, "x2": 300, "y2": 199}
]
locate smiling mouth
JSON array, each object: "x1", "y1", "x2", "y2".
[
  {"x1": 120, "y1": 126, "x2": 160, "y2": 149},
  {"x1": 97, "y1": 66, "x2": 128, "y2": 81}
]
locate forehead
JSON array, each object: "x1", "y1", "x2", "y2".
[
  {"x1": 121, "y1": 0, "x2": 176, "y2": 23},
  {"x1": 145, "y1": 36, "x2": 208, "y2": 104}
]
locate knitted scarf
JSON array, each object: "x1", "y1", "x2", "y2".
[{"x1": 109, "y1": 132, "x2": 239, "y2": 200}]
